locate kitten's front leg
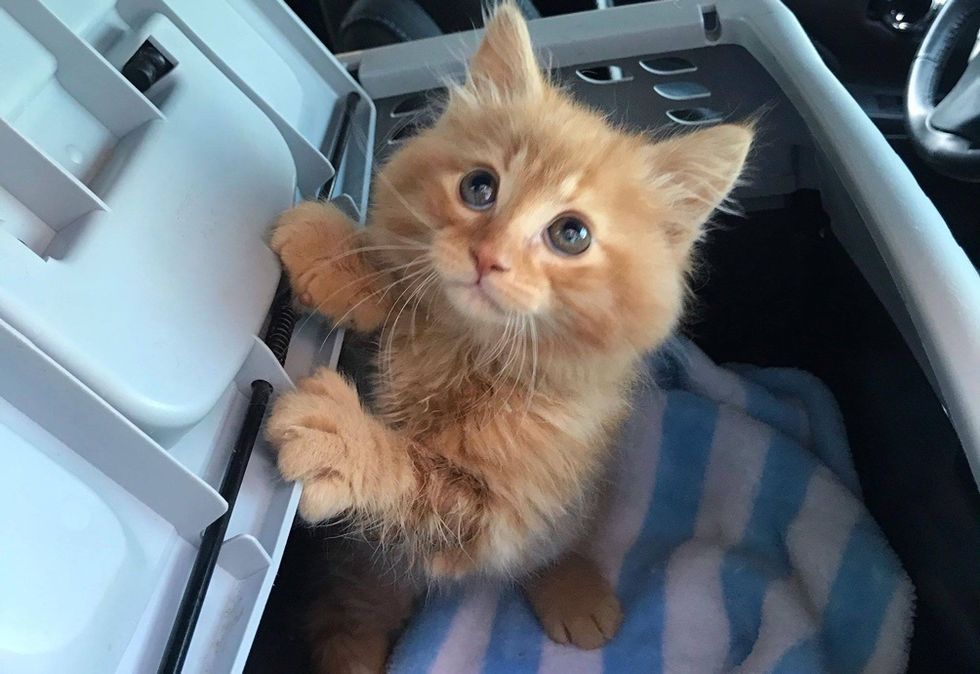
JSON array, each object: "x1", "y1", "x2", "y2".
[
  {"x1": 266, "y1": 367, "x2": 416, "y2": 522},
  {"x1": 270, "y1": 201, "x2": 389, "y2": 332}
]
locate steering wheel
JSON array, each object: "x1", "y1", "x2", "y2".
[{"x1": 906, "y1": 0, "x2": 980, "y2": 181}]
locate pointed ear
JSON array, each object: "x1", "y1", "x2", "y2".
[
  {"x1": 649, "y1": 124, "x2": 754, "y2": 250},
  {"x1": 467, "y1": 3, "x2": 544, "y2": 96}
]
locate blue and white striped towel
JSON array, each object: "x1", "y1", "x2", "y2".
[{"x1": 388, "y1": 338, "x2": 914, "y2": 674}]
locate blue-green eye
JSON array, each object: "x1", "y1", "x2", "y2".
[
  {"x1": 546, "y1": 215, "x2": 591, "y2": 255},
  {"x1": 459, "y1": 169, "x2": 498, "y2": 210}
]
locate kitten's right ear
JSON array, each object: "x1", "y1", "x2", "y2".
[{"x1": 466, "y1": 2, "x2": 544, "y2": 97}]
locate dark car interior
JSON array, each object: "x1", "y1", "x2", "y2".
[{"x1": 247, "y1": 2, "x2": 980, "y2": 672}]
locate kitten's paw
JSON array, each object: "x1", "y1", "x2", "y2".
[
  {"x1": 270, "y1": 202, "x2": 384, "y2": 330},
  {"x1": 270, "y1": 201, "x2": 353, "y2": 295},
  {"x1": 266, "y1": 368, "x2": 373, "y2": 522},
  {"x1": 526, "y1": 553, "x2": 623, "y2": 650}
]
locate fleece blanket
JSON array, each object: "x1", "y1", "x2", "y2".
[{"x1": 388, "y1": 339, "x2": 914, "y2": 674}]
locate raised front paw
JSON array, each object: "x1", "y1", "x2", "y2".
[
  {"x1": 269, "y1": 201, "x2": 384, "y2": 330},
  {"x1": 265, "y1": 367, "x2": 375, "y2": 522},
  {"x1": 270, "y1": 201, "x2": 352, "y2": 301}
]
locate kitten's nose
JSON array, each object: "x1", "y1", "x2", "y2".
[{"x1": 471, "y1": 244, "x2": 510, "y2": 279}]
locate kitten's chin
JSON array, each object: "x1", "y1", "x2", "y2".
[{"x1": 444, "y1": 282, "x2": 512, "y2": 325}]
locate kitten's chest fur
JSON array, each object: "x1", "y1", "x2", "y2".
[
  {"x1": 369, "y1": 326, "x2": 637, "y2": 577},
  {"x1": 373, "y1": 328, "x2": 632, "y2": 440}
]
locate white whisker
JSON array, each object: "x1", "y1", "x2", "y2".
[
  {"x1": 294, "y1": 256, "x2": 429, "y2": 337},
  {"x1": 379, "y1": 265, "x2": 437, "y2": 385},
  {"x1": 315, "y1": 265, "x2": 433, "y2": 355}
]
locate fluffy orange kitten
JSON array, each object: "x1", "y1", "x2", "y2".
[{"x1": 266, "y1": 4, "x2": 752, "y2": 671}]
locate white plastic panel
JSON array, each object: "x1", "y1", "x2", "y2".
[
  {"x1": 0, "y1": 405, "x2": 175, "y2": 674},
  {"x1": 0, "y1": 317, "x2": 221, "y2": 674},
  {"x1": 0, "y1": 0, "x2": 374, "y2": 440},
  {"x1": 0, "y1": 1, "x2": 369, "y2": 672},
  {"x1": 0, "y1": 11, "x2": 290, "y2": 437}
]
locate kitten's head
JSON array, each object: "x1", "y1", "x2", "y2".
[{"x1": 373, "y1": 3, "x2": 752, "y2": 355}]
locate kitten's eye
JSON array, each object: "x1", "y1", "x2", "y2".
[
  {"x1": 459, "y1": 169, "x2": 498, "y2": 210},
  {"x1": 546, "y1": 215, "x2": 591, "y2": 256}
]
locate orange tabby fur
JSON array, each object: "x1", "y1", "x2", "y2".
[{"x1": 266, "y1": 4, "x2": 752, "y2": 671}]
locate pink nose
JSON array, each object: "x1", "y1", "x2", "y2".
[{"x1": 471, "y1": 244, "x2": 510, "y2": 279}]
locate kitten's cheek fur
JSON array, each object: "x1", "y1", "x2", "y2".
[{"x1": 431, "y1": 239, "x2": 476, "y2": 286}]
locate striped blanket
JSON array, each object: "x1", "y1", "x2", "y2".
[{"x1": 388, "y1": 339, "x2": 913, "y2": 674}]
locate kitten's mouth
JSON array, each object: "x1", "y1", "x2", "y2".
[{"x1": 446, "y1": 281, "x2": 509, "y2": 320}]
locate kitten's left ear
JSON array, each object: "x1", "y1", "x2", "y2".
[
  {"x1": 467, "y1": 3, "x2": 544, "y2": 96},
  {"x1": 649, "y1": 124, "x2": 754, "y2": 251}
]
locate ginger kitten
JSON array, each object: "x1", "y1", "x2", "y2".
[{"x1": 266, "y1": 4, "x2": 752, "y2": 672}]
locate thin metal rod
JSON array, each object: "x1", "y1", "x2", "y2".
[{"x1": 157, "y1": 380, "x2": 273, "y2": 674}]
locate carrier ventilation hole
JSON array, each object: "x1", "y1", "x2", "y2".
[
  {"x1": 391, "y1": 89, "x2": 446, "y2": 117},
  {"x1": 575, "y1": 65, "x2": 633, "y2": 84},
  {"x1": 387, "y1": 121, "x2": 423, "y2": 145},
  {"x1": 666, "y1": 107, "x2": 723, "y2": 126},
  {"x1": 639, "y1": 57, "x2": 697, "y2": 76},
  {"x1": 701, "y1": 6, "x2": 721, "y2": 41},
  {"x1": 654, "y1": 82, "x2": 711, "y2": 101}
]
